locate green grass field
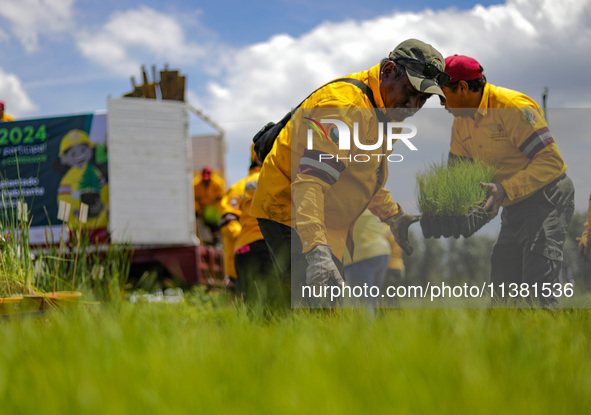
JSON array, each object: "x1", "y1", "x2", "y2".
[{"x1": 1, "y1": 292, "x2": 590, "y2": 415}]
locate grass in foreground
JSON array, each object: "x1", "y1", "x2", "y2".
[
  {"x1": 417, "y1": 158, "x2": 496, "y2": 217},
  {"x1": 0, "y1": 294, "x2": 589, "y2": 415}
]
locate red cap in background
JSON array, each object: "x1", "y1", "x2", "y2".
[
  {"x1": 202, "y1": 166, "x2": 212, "y2": 180},
  {"x1": 444, "y1": 55, "x2": 483, "y2": 83}
]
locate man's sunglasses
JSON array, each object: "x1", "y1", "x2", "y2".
[{"x1": 394, "y1": 58, "x2": 451, "y2": 87}]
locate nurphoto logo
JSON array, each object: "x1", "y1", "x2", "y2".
[{"x1": 304, "y1": 118, "x2": 418, "y2": 163}]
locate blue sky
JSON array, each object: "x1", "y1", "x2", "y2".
[
  {"x1": 2, "y1": 0, "x2": 504, "y2": 118},
  {"x1": 1, "y1": 0, "x2": 591, "y2": 227}
]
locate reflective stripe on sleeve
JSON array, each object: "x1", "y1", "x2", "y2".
[
  {"x1": 519, "y1": 127, "x2": 555, "y2": 159},
  {"x1": 219, "y1": 213, "x2": 239, "y2": 227},
  {"x1": 244, "y1": 180, "x2": 257, "y2": 191},
  {"x1": 297, "y1": 149, "x2": 346, "y2": 185}
]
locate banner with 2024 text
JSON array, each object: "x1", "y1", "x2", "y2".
[{"x1": 0, "y1": 113, "x2": 108, "y2": 244}]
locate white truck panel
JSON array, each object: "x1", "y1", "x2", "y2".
[{"x1": 107, "y1": 97, "x2": 197, "y2": 245}]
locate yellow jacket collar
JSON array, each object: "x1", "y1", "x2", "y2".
[
  {"x1": 475, "y1": 83, "x2": 492, "y2": 119},
  {"x1": 368, "y1": 63, "x2": 385, "y2": 108}
]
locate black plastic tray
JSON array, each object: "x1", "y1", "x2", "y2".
[{"x1": 420, "y1": 210, "x2": 489, "y2": 239}]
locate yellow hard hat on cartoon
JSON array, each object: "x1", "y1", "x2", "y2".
[{"x1": 59, "y1": 129, "x2": 93, "y2": 157}]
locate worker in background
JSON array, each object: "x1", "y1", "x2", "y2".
[
  {"x1": 343, "y1": 209, "x2": 390, "y2": 309},
  {"x1": 578, "y1": 194, "x2": 591, "y2": 259},
  {"x1": 577, "y1": 194, "x2": 591, "y2": 292},
  {"x1": 219, "y1": 181, "x2": 244, "y2": 293},
  {"x1": 233, "y1": 149, "x2": 277, "y2": 311},
  {"x1": 218, "y1": 145, "x2": 260, "y2": 294},
  {"x1": 193, "y1": 166, "x2": 225, "y2": 244},
  {"x1": 0, "y1": 101, "x2": 14, "y2": 122},
  {"x1": 251, "y1": 39, "x2": 448, "y2": 307},
  {"x1": 442, "y1": 54, "x2": 574, "y2": 308}
]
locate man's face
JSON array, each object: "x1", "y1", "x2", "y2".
[
  {"x1": 441, "y1": 84, "x2": 475, "y2": 117},
  {"x1": 441, "y1": 86, "x2": 462, "y2": 116},
  {"x1": 380, "y1": 61, "x2": 431, "y2": 121}
]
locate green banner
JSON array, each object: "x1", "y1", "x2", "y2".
[{"x1": 0, "y1": 113, "x2": 108, "y2": 244}]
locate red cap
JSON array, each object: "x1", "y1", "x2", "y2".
[
  {"x1": 444, "y1": 55, "x2": 483, "y2": 83},
  {"x1": 202, "y1": 166, "x2": 212, "y2": 180},
  {"x1": 0, "y1": 101, "x2": 4, "y2": 110}
]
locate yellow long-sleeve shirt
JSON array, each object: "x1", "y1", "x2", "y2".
[
  {"x1": 251, "y1": 63, "x2": 400, "y2": 259},
  {"x1": 219, "y1": 176, "x2": 250, "y2": 279},
  {"x1": 581, "y1": 194, "x2": 591, "y2": 254},
  {"x1": 385, "y1": 227, "x2": 404, "y2": 270},
  {"x1": 0, "y1": 113, "x2": 14, "y2": 122},
  {"x1": 193, "y1": 173, "x2": 225, "y2": 215},
  {"x1": 343, "y1": 209, "x2": 390, "y2": 266},
  {"x1": 235, "y1": 170, "x2": 264, "y2": 250},
  {"x1": 449, "y1": 83, "x2": 566, "y2": 206}
]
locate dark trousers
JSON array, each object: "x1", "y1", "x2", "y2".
[
  {"x1": 491, "y1": 174, "x2": 575, "y2": 307},
  {"x1": 257, "y1": 219, "x2": 308, "y2": 307},
  {"x1": 257, "y1": 219, "x2": 346, "y2": 308},
  {"x1": 234, "y1": 239, "x2": 277, "y2": 305}
]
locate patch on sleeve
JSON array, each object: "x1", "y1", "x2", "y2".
[{"x1": 519, "y1": 107, "x2": 540, "y2": 124}]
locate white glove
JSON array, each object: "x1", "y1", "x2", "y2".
[
  {"x1": 385, "y1": 210, "x2": 420, "y2": 255},
  {"x1": 305, "y1": 245, "x2": 346, "y2": 287}
]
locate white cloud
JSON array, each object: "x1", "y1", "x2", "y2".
[
  {"x1": 0, "y1": 68, "x2": 37, "y2": 115},
  {"x1": 0, "y1": 0, "x2": 75, "y2": 52},
  {"x1": 199, "y1": 0, "x2": 591, "y2": 188},
  {"x1": 76, "y1": 6, "x2": 206, "y2": 76}
]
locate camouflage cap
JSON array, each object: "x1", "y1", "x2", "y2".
[{"x1": 389, "y1": 39, "x2": 447, "y2": 102}]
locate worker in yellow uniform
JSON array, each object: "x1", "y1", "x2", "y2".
[
  {"x1": 577, "y1": 194, "x2": 591, "y2": 292},
  {"x1": 218, "y1": 145, "x2": 260, "y2": 294},
  {"x1": 251, "y1": 39, "x2": 449, "y2": 307},
  {"x1": 193, "y1": 166, "x2": 225, "y2": 244},
  {"x1": 233, "y1": 151, "x2": 277, "y2": 309},
  {"x1": 55, "y1": 129, "x2": 109, "y2": 231},
  {"x1": 578, "y1": 194, "x2": 591, "y2": 259},
  {"x1": 343, "y1": 209, "x2": 390, "y2": 309},
  {"x1": 0, "y1": 101, "x2": 15, "y2": 122},
  {"x1": 219, "y1": 180, "x2": 245, "y2": 293},
  {"x1": 442, "y1": 54, "x2": 574, "y2": 307}
]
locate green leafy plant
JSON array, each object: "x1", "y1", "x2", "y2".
[{"x1": 417, "y1": 158, "x2": 496, "y2": 217}]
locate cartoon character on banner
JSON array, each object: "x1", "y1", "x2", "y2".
[{"x1": 53, "y1": 129, "x2": 109, "y2": 230}]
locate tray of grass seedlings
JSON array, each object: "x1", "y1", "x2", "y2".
[{"x1": 416, "y1": 158, "x2": 496, "y2": 238}]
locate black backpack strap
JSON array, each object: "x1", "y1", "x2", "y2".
[
  {"x1": 333, "y1": 78, "x2": 378, "y2": 107},
  {"x1": 333, "y1": 78, "x2": 389, "y2": 124},
  {"x1": 254, "y1": 77, "x2": 387, "y2": 161}
]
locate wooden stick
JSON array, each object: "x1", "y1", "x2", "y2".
[{"x1": 71, "y1": 203, "x2": 88, "y2": 288}]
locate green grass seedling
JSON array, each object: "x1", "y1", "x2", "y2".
[{"x1": 417, "y1": 158, "x2": 496, "y2": 217}]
